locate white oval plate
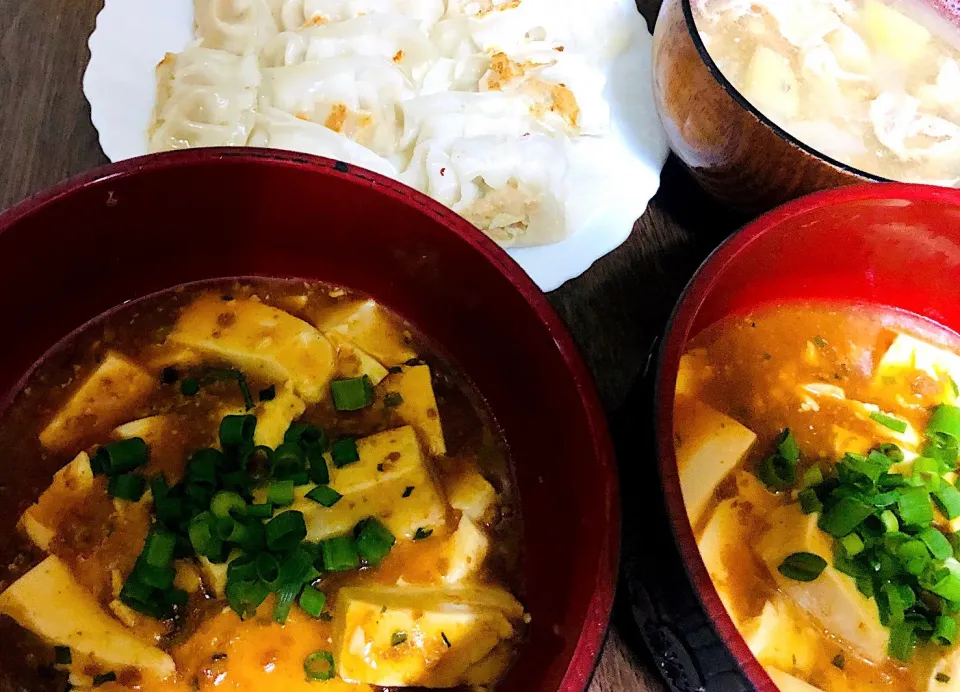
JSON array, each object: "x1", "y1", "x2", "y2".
[{"x1": 83, "y1": 0, "x2": 668, "y2": 292}]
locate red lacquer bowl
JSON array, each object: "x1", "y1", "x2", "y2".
[
  {"x1": 0, "y1": 148, "x2": 619, "y2": 692},
  {"x1": 655, "y1": 182, "x2": 960, "y2": 690}
]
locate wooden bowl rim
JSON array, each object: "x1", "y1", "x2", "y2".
[{"x1": 676, "y1": 0, "x2": 886, "y2": 184}]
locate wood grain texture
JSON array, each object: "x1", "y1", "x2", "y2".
[
  {"x1": 651, "y1": 0, "x2": 870, "y2": 214},
  {"x1": 0, "y1": 0, "x2": 742, "y2": 690}
]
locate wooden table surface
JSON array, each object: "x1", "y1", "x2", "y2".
[{"x1": 0, "y1": 0, "x2": 750, "y2": 689}]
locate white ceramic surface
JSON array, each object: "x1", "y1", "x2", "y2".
[{"x1": 83, "y1": 0, "x2": 668, "y2": 291}]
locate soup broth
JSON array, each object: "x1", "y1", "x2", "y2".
[
  {"x1": 693, "y1": 0, "x2": 960, "y2": 186},
  {"x1": 675, "y1": 303, "x2": 960, "y2": 690},
  {"x1": 0, "y1": 279, "x2": 525, "y2": 692}
]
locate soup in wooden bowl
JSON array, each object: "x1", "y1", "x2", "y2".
[
  {"x1": 652, "y1": 0, "x2": 960, "y2": 213},
  {"x1": 656, "y1": 182, "x2": 960, "y2": 690},
  {"x1": 0, "y1": 148, "x2": 618, "y2": 692}
]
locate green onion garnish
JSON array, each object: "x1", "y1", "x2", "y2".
[
  {"x1": 300, "y1": 585, "x2": 327, "y2": 618},
  {"x1": 259, "y1": 385, "x2": 276, "y2": 402},
  {"x1": 225, "y1": 578, "x2": 269, "y2": 620},
  {"x1": 929, "y1": 404, "x2": 960, "y2": 439},
  {"x1": 265, "y1": 511, "x2": 307, "y2": 552},
  {"x1": 934, "y1": 485, "x2": 960, "y2": 520},
  {"x1": 320, "y1": 536, "x2": 360, "y2": 572},
  {"x1": 273, "y1": 581, "x2": 300, "y2": 624},
  {"x1": 413, "y1": 527, "x2": 433, "y2": 541},
  {"x1": 818, "y1": 497, "x2": 874, "y2": 537},
  {"x1": 303, "y1": 651, "x2": 335, "y2": 682},
  {"x1": 871, "y1": 411, "x2": 909, "y2": 434},
  {"x1": 898, "y1": 487, "x2": 935, "y2": 526},
  {"x1": 383, "y1": 392, "x2": 404, "y2": 408},
  {"x1": 267, "y1": 480, "x2": 296, "y2": 507},
  {"x1": 391, "y1": 631, "x2": 408, "y2": 646},
  {"x1": 272, "y1": 443, "x2": 307, "y2": 480},
  {"x1": 935, "y1": 616, "x2": 958, "y2": 646},
  {"x1": 247, "y1": 503, "x2": 274, "y2": 519},
  {"x1": 331, "y1": 438, "x2": 360, "y2": 468},
  {"x1": 840, "y1": 533, "x2": 864, "y2": 557},
  {"x1": 219, "y1": 415, "x2": 256, "y2": 449},
  {"x1": 831, "y1": 654, "x2": 844, "y2": 669},
  {"x1": 331, "y1": 376, "x2": 375, "y2": 411},
  {"x1": 92, "y1": 672, "x2": 117, "y2": 687},
  {"x1": 756, "y1": 453, "x2": 797, "y2": 491},
  {"x1": 798, "y1": 488, "x2": 822, "y2": 515},
  {"x1": 210, "y1": 490, "x2": 247, "y2": 519},
  {"x1": 776, "y1": 429, "x2": 799, "y2": 462},
  {"x1": 889, "y1": 621, "x2": 916, "y2": 661},
  {"x1": 305, "y1": 485, "x2": 342, "y2": 507},
  {"x1": 355, "y1": 518, "x2": 396, "y2": 567},
  {"x1": 180, "y1": 378, "x2": 200, "y2": 396},
  {"x1": 919, "y1": 527, "x2": 953, "y2": 560},
  {"x1": 108, "y1": 473, "x2": 146, "y2": 501},
  {"x1": 92, "y1": 437, "x2": 149, "y2": 476},
  {"x1": 778, "y1": 552, "x2": 827, "y2": 582}
]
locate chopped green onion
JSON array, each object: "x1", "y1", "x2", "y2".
[
  {"x1": 180, "y1": 378, "x2": 200, "y2": 396},
  {"x1": 300, "y1": 585, "x2": 327, "y2": 618},
  {"x1": 934, "y1": 485, "x2": 960, "y2": 520},
  {"x1": 831, "y1": 653, "x2": 844, "y2": 669},
  {"x1": 211, "y1": 490, "x2": 247, "y2": 519},
  {"x1": 108, "y1": 473, "x2": 146, "y2": 501},
  {"x1": 818, "y1": 497, "x2": 874, "y2": 537},
  {"x1": 871, "y1": 411, "x2": 908, "y2": 434},
  {"x1": 801, "y1": 465, "x2": 823, "y2": 488},
  {"x1": 331, "y1": 438, "x2": 360, "y2": 468},
  {"x1": 265, "y1": 511, "x2": 307, "y2": 552},
  {"x1": 219, "y1": 415, "x2": 256, "y2": 448},
  {"x1": 880, "y1": 509, "x2": 900, "y2": 533},
  {"x1": 304, "y1": 651, "x2": 335, "y2": 682},
  {"x1": 247, "y1": 503, "x2": 274, "y2": 519},
  {"x1": 308, "y1": 455, "x2": 330, "y2": 486},
  {"x1": 413, "y1": 527, "x2": 433, "y2": 541},
  {"x1": 930, "y1": 573, "x2": 960, "y2": 602},
  {"x1": 305, "y1": 485, "x2": 342, "y2": 507},
  {"x1": 226, "y1": 579, "x2": 269, "y2": 619},
  {"x1": 898, "y1": 487, "x2": 935, "y2": 526},
  {"x1": 331, "y1": 376, "x2": 375, "y2": 411},
  {"x1": 142, "y1": 528, "x2": 177, "y2": 568},
  {"x1": 227, "y1": 555, "x2": 258, "y2": 583},
  {"x1": 92, "y1": 672, "x2": 117, "y2": 687},
  {"x1": 355, "y1": 518, "x2": 396, "y2": 567},
  {"x1": 798, "y1": 489, "x2": 823, "y2": 514},
  {"x1": 919, "y1": 527, "x2": 954, "y2": 560},
  {"x1": 889, "y1": 621, "x2": 916, "y2": 661},
  {"x1": 54, "y1": 646, "x2": 72, "y2": 665},
  {"x1": 92, "y1": 438, "x2": 149, "y2": 476},
  {"x1": 840, "y1": 533, "x2": 865, "y2": 557},
  {"x1": 756, "y1": 453, "x2": 796, "y2": 491},
  {"x1": 935, "y1": 616, "x2": 958, "y2": 645},
  {"x1": 877, "y1": 443, "x2": 905, "y2": 463},
  {"x1": 776, "y1": 429, "x2": 799, "y2": 463},
  {"x1": 256, "y1": 552, "x2": 280, "y2": 583},
  {"x1": 391, "y1": 631, "x2": 408, "y2": 646},
  {"x1": 778, "y1": 552, "x2": 827, "y2": 582},
  {"x1": 259, "y1": 385, "x2": 277, "y2": 402},
  {"x1": 929, "y1": 405, "x2": 960, "y2": 439},
  {"x1": 383, "y1": 392, "x2": 404, "y2": 408},
  {"x1": 320, "y1": 536, "x2": 360, "y2": 572},
  {"x1": 137, "y1": 565, "x2": 176, "y2": 590},
  {"x1": 271, "y1": 442, "x2": 307, "y2": 480},
  {"x1": 185, "y1": 449, "x2": 221, "y2": 486},
  {"x1": 188, "y1": 513, "x2": 223, "y2": 560},
  {"x1": 273, "y1": 580, "x2": 300, "y2": 624},
  {"x1": 267, "y1": 480, "x2": 296, "y2": 507},
  {"x1": 938, "y1": 672, "x2": 953, "y2": 684},
  {"x1": 238, "y1": 373, "x2": 255, "y2": 410}
]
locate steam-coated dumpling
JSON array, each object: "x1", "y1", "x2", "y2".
[
  {"x1": 194, "y1": 0, "x2": 278, "y2": 55},
  {"x1": 260, "y1": 57, "x2": 415, "y2": 155},
  {"x1": 149, "y1": 47, "x2": 260, "y2": 152},
  {"x1": 259, "y1": 14, "x2": 438, "y2": 83},
  {"x1": 249, "y1": 107, "x2": 401, "y2": 180},
  {"x1": 401, "y1": 132, "x2": 570, "y2": 248}
]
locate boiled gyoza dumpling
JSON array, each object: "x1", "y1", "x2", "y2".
[
  {"x1": 194, "y1": 0, "x2": 278, "y2": 55},
  {"x1": 260, "y1": 14, "x2": 438, "y2": 83},
  {"x1": 398, "y1": 91, "x2": 543, "y2": 151},
  {"x1": 441, "y1": 0, "x2": 634, "y2": 62},
  {"x1": 250, "y1": 107, "x2": 401, "y2": 179},
  {"x1": 401, "y1": 132, "x2": 570, "y2": 247},
  {"x1": 260, "y1": 57, "x2": 414, "y2": 155},
  {"x1": 149, "y1": 47, "x2": 260, "y2": 152},
  {"x1": 477, "y1": 44, "x2": 609, "y2": 135},
  {"x1": 267, "y1": 0, "x2": 444, "y2": 31}
]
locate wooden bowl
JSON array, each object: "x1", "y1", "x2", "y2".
[
  {"x1": 654, "y1": 182, "x2": 960, "y2": 690},
  {"x1": 0, "y1": 148, "x2": 619, "y2": 692},
  {"x1": 651, "y1": 0, "x2": 884, "y2": 214}
]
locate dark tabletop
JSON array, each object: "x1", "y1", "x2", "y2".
[{"x1": 0, "y1": 0, "x2": 751, "y2": 689}]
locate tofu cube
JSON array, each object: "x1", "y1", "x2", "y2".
[
  {"x1": 0, "y1": 556, "x2": 175, "y2": 679},
  {"x1": 445, "y1": 466, "x2": 497, "y2": 522},
  {"x1": 764, "y1": 667, "x2": 824, "y2": 692},
  {"x1": 334, "y1": 586, "x2": 523, "y2": 687},
  {"x1": 314, "y1": 299, "x2": 417, "y2": 366},
  {"x1": 19, "y1": 452, "x2": 95, "y2": 551},
  {"x1": 380, "y1": 365, "x2": 446, "y2": 455},
  {"x1": 674, "y1": 398, "x2": 757, "y2": 526},
  {"x1": 168, "y1": 294, "x2": 335, "y2": 403},
  {"x1": 741, "y1": 598, "x2": 820, "y2": 677},
  {"x1": 328, "y1": 332, "x2": 389, "y2": 385},
  {"x1": 40, "y1": 352, "x2": 156, "y2": 452},
  {"x1": 444, "y1": 516, "x2": 490, "y2": 584},
  {"x1": 863, "y1": 0, "x2": 930, "y2": 63},
  {"x1": 757, "y1": 504, "x2": 888, "y2": 663},
  {"x1": 252, "y1": 381, "x2": 306, "y2": 449},
  {"x1": 264, "y1": 426, "x2": 447, "y2": 541},
  {"x1": 875, "y1": 332, "x2": 960, "y2": 404},
  {"x1": 743, "y1": 46, "x2": 799, "y2": 121}
]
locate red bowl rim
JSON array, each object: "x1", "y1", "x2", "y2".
[
  {"x1": 0, "y1": 147, "x2": 621, "y2": 692},
  {"x1": 654, "y1": 181, "x2": 960, "y2": 691}
]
